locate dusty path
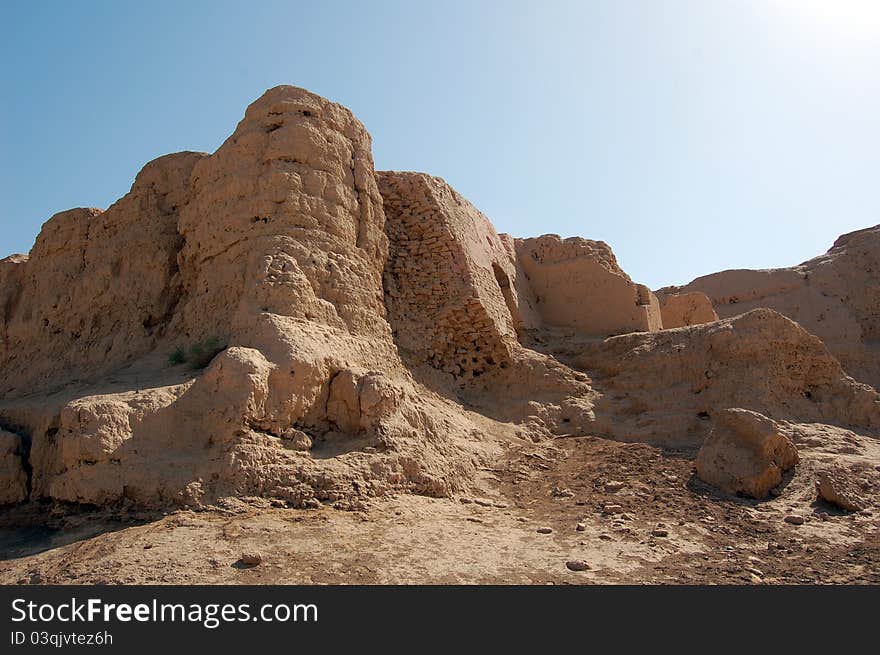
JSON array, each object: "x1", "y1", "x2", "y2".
[{"x1": 1, "y1": 435, "x2": 877, "y2": 585}]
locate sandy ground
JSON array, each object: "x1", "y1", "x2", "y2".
[{"x1": 1, "y1": 435, "x2": 878, "y2": 585}]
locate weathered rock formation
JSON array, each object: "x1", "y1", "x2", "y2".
[
  {"x1": 661, "y1": 225, "x2": 880, "y2": 390},
  {"x1": 694, "y1": 408, "x2": 799, "y2": 498},
  {"x1": 547, "y1": 308, "x2": 880, "y2": 446},
  {"x1": 0, "y1": 85, "x2": 877, "y2": 510},
  {"x1": 815, "y1": 467, "x2": 867, "y2": 511}
]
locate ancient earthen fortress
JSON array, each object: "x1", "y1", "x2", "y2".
[{"x1": 1, "y1": 86, "x2": 878, "y2": 515}]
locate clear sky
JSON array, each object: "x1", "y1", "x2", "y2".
[{"x1": 1, "y1": 0, "x2": 878, "y2": 289}]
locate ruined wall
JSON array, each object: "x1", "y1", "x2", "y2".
[
  {"x1": 0, "y1": 152, "x2": 204, "y2": 398},
  {"x1": 515, "y1": 235, "x2": 662, "y2": 336},
  {"x1": 2, "y1": 84, "x2": 878, "y2": 512},
  {"x1": 173, "y1": 87, "x2": 392, "y2": 349},
  {"x1": 0, "y1": 87, "x2": 483, "y2": 508},
  {"x1": 564, "y1": 309, "x2": 880, "y2": 446},
  {"x1": 664, "y1": 225, "x2": 880, "y2": 389},
  {"x1": 658, "y1": 291, "x2": 718, "y2": 328},
  {"x1": 380, "y1": 171, "x2": 531, "y2": 381}
]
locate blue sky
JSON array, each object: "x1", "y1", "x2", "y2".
[{"x1": 1, "y1": 0, "x2": 878, "y2": 288}]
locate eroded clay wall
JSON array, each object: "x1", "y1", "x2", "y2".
[
  {"x1": 0, "y1": 152, "x2": 204, "y2": 398},
  {"x1": 515, "y1": 235, "x2": 662, "y2": 336},
  {"x1": 379, "y1": 172, "x2": 528, "y2": 380},
  {"x1": 657, "y1": 291, "x2": 718, "y2": 328},
  {"x1": 666, "y1": 225, "x2": 880, "y2": 389}
]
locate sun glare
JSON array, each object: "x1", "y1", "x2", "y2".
[{"x1": 772, "y1": 0, "x2": 880, "y2": 39}]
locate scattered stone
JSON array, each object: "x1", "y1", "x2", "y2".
[
  {"x1": 816, "y1": 469, "x2": 866, "y2": 512},
  {"x1": 599, "y1": 533, "x2": 613, "y2": 541},
  {"x1": 818, "y1": 512, "x2": 829, "y2": 521},
  {"x1": 652, "y1": 528, "x2": 669, "y2": 537},
  {"x1": 784, "y1": 515, "x2": 805, "y2": 525},
  {"x1": 576, "y1": 522, "x2": 586, "y2": 532},
  {"x1": 695, "y1": 408, "x2": 799, "y2": 499},
  {"x1": 551, "y1": 486, "x2": 575, "y2": 498},
  {"x1": 565, "y1": 559, "x2": 591, "y2": 572},
  {"x1": 602, "y1": 504, "x2": 624, "y2": 514},
  {"x1": 604, "y1": 481, "x2": 625, "y2": 493},
  {"x1": 537, "y1": 527, "x2": 553, "y2": 534},
  {"x1": 239, "y1": 552, "x2": 263, "y2": 566},
  {"x1": 280, "y1": 428, "x2": 312, "y2": 451}
]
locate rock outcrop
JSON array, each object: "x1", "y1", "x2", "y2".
[
  {"x1": 1, "y1": 85, "x2": 877, "y2": 511},
  {"x1": 662, "y1": 225, "x2": 880, "y2": 390},
  {"x1": 694, "y1": 408, "x2": 799, "y2": 498},
  {"x1": 816, "y1": 468, "x2": 867, "y2": 512}
]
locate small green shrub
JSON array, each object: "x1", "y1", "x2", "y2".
[
  {"x1": 167, "y1": 346, "x2": 187, "y2": 366},
  {"x1": 187, "y1": 336, "x2": 226, "y2": 369}
]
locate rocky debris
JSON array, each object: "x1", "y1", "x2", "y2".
[
  {"x1": 515, "y1": 235, "x2": 662, "y2": 336},
  {"x1": 565, "y1": 559, "x2": 590, "y2": 571},
  {"x1": 695, "y1": 408, "x2": 799, "y2": 498},
  {"x1": 280, "y1": 429, "x2": 313, "y2": 451},
  {"x1": 604, "y1": 481, "x2": 625, "y2": 493},
  {"x1": 602, "y1": 504, "x2": 624, "y2": 514},
  {"x1": 816, "y1": 468, "x2": 866, "y2": 512},
  {"x1": 576, "y1": 522, "x2": 586, "y2": 532},
  {"x1": 652, "y1": 528, "x2": 669, "y2": 537},
  {"x1": 572, "y1": 309, "x2": 880, "y2": 446},
  {"x1": 784, "y1": 515, "x2": 805, "y2": 526},
  {"x1": 0, "y1": 430, "x2": 28, "y2": 504},
  {"x1": 551, "y1": 486, "x2": 574, "y2": 498},
  {"x1": 657, "y1": 291, "x2": 718, "y2": 328},
  {"x1": 661, "y1": 225, "x2": 880, "y2": 390},
  {"x1": 536, "y1": 527, "x2": 553, "y2": 534},
  {"x1": 239, "y1": 552, "x2": 263, "y2": 566}
]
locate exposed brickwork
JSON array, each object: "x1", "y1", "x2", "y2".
[{"x1": 379, "y1": 172, "x2": 520, "y2": 381}]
